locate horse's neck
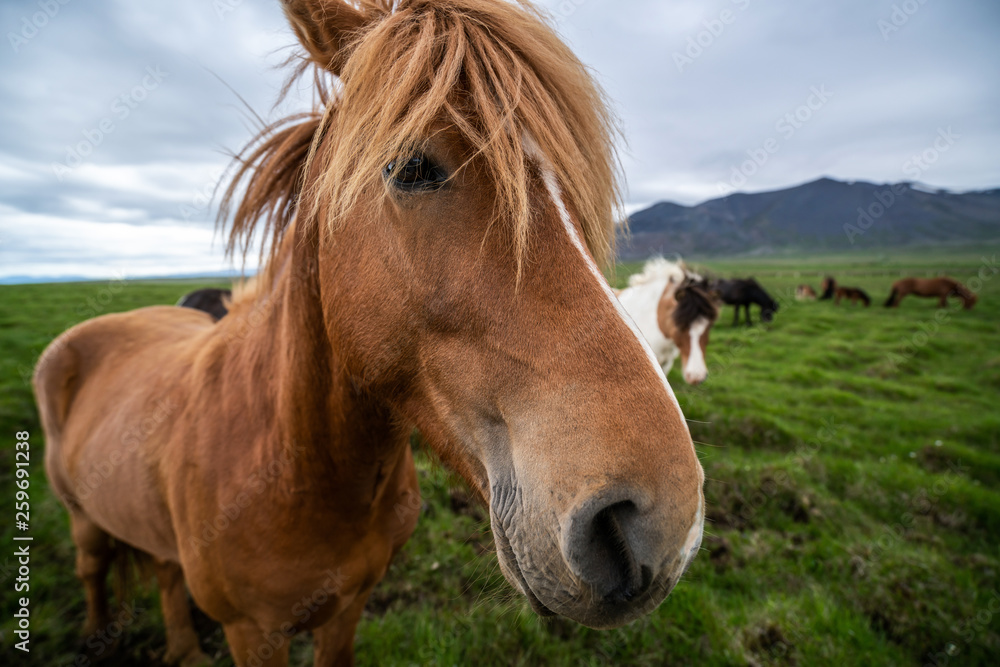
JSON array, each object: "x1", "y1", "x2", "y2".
[{"x1": 212, "y1": 232, "x2": 404, "y2": 508}]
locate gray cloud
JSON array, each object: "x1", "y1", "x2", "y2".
[{"x1": 1, "y1": 0, "x2": 997, "y2": 278}]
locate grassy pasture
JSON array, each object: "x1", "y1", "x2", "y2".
[{"x1": 1, "y1": 248, "x2": 999, "y2": 666}]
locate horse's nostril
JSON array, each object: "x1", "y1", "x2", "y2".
[{"x1": 568, "y1": 500, "x2": 649, "y2": 603}]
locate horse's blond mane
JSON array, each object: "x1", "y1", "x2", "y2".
[
  {"x1": 628, "y1": 257, "x2": 699, "y2": 288},
  {"x1": 218, "y1": 61, "x2": 331, "y2": 268},
  {"x1": 220, "y1": 0, "x2": 621, "y2": 282}
]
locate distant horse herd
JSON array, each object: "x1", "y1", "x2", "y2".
[
  {"x1": 795, "y1": 275, "x2": 977, "y2": 309},
  {"x1": 177, "y1": 263, "x2": 978, "y2": 395}
]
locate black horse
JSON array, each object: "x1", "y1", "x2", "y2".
[
  {"x1": 713, "y1": 278, "x2": 779, "y2": 326},
  {"x1": 819, "y1": 276, "x2": 836, "y2": 300},
  {"x1": 176, "y1": 288, "x2": 232, "y2": 321}
]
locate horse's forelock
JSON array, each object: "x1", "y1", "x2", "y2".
[
  {"x1": 672, "y1": 280, "x2": 718, "y2": 331},
  {"x1": 220, "y1": 0, "x2": 620, "y2": 295},
  {"x1": 301, "y1": 0, "x2": 621, "y2": 270},
  {"x1": 629, "y1": 257, "x2": 686, "y2": 287}
]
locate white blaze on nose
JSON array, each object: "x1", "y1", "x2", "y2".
[
  {"x1": 523, "y1": 136, "x2": 687, "y2": 430},
  {"x1": 524, "y1": 134, "x2": 706, "y2": 577},
  {"x1": 683, "y1": 317, "x2": 709, "y2": 385}
]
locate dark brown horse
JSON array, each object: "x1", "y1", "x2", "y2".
[
  {"x1": 834, "y1": 286, "x2": 870, "y2": 307},
  {"x1": 885, "y1": 277, "x2": 977, "y2": 309},
  {"x1": 34, "y1": 2, "x2": 705, "y2": 665},
  {"x1": 819, "y1": 276, "x2": 836, "y2": 300},
  {"x1": 177, "y1": 288, "x2": 231, "y2": 320}
]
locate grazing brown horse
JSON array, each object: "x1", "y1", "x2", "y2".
[
  {"x1": 616, "y1": 258, "x2": 719, "y2": 385},
  {"x1": 795, "y1": 284, "x2": 817, "y2": 301},
  {"x1": 35, "y1": 2, "x2": 705, "y2": 665},
  {"x1": 176, "y1": 288, "x2": 232, "y2": 321},
  {"x1": 834, "y1": 286, "x2": 870, "y2": 307},
  {"x1": 885, "y1": 277, "x2": 977, "y2": 309}
]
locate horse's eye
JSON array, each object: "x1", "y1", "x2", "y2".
[{"x1": 384, "y1": 155, "x2": 446, "y2": 191}]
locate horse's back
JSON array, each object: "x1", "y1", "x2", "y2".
[
  {"x1": 714, "y1": 279, "x2": 739, "y2": 304},
  {"x1": 36, "y1": 306, "x2": 214, "y2": 408},
  {"x1": 35, "y1": 306, "x2": 216, "y2": 559},
  {"x1": 893, "y1": 277, "x2": 953, "y2": 296}
]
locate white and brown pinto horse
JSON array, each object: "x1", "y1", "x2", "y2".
[
  {"x1": 34, "y1": 1, "x2": 704, "y2": 665},
  {"x1": 617, "y1": 259, "x2": 719, "y2": 386}
]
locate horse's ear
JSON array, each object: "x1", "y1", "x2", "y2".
[{"x1": 282, "y1": 0, "x2": 368, "y2": 76}]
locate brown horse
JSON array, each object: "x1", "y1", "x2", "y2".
[
  {"x1": 795, "y1": 284, "x2": 817, "y2": 301},
  {"x1": 885, "y1": 276, "x2": 977, "y2": 309},
  {"x1": 34, "y1": 2, "x2": 705, "y2": 666},
  {"x1": 834, "y1": 286, "x2": 870, "y2": 307}
]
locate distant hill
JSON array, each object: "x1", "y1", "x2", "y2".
[
  {"x1": 0, "y1": 269, "x2": 249, "y2": 286},
  {"x1": 620, "y1": 178, "x2": 1000, "y2": 259}
]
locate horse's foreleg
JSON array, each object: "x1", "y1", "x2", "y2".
[
  {"x1": 155, "y1": 560, "x2": 210, "y2": 666},
  {"x1": 939, "y1": 295, "x2": 948, "y2": 308},
  {"x1": 732, "y1": 306, "x2": 739, "y2": 327},
  {"x1": 313, "y1": 594, "x2": 368, "y2": 667},
  {"x1": 70, "y1": 513, "x2": 113, "y2": 638},
  {"x1": 223, "y1": 619, "x2": 291, "y2": 667}
]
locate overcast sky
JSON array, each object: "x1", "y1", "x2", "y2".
[{"x1": 1, "y1": 0, "x2": 997, "y2": 280}]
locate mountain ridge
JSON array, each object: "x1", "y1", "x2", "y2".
[{"x1": 620, "y1": 177, "x2": 1000, "y2": 259}]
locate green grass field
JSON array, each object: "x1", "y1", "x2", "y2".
[{"x1": 2, "y1": 248, "x2": 999, "y2": 666}]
